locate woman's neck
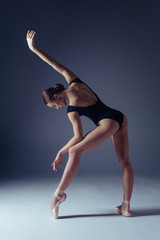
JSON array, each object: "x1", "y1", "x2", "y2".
[{"x1": 59, "y1": 88, "x2": 69, "y2": 101}]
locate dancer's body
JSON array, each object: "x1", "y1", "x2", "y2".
[{"x1": 26, "y1": 30, "x2": 134, "y2": 218}]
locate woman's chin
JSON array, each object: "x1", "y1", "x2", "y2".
[{"x1": 60, "y1": 105, "x2": 65, "y2": 109}]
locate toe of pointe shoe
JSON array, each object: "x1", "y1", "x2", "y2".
[
  {"x1": 52, "y1": 193, "x2": 67, "y2": 219},
  {"x1": 52, "y1": 203, "x2": 59, "y2": 219}
]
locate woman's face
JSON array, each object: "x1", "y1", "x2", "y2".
[{"x1": 47, "y1": 97, "x2": 66, "y2": 109}]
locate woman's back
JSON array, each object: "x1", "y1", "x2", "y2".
[{"x1": 68, "y1": 80, "x2": 98, "y2": 107}]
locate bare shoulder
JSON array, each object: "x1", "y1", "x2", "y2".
[{"x1": 62, "y1": 69, "x2": 79, "y2": 84}]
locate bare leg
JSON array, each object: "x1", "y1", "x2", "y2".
[
  {"x1": 122, "y1": 160, "x2": 134, "y2": 201},
  {"x1": 112, "y1": 114, "x2": 134, "y2": 214},
  {"x1": 57, "y1": 149, "x2": 82, "y2": 191},
  {"x1": 57, "y1": 119, "x2": 119, "y2": 192},
  {"x1": 51, "y1": 120, "x2": 119, "y2": 216},
  {"x1": 51, "y1": 148, "x2": 82, "y2": 218}
]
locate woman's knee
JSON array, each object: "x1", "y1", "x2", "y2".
[
  {"x1": 118, "y1": 156, "x2": 130, "y2": 168},
  {"x1": 69, "y1": 145, "x2": 82, "y2": 158}
]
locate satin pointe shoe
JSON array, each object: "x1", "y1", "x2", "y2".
[
  {"x1": 51, "y1": 192, "x2": 67, "y2": 219},
  {"x1": 115, "y1": 204, "x2": 131, "y2": 217}
]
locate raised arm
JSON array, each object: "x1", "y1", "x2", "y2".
[{"x1": 26, "y1": 30, "x2": 78, "y2": 84}]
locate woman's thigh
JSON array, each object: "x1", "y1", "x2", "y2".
[
  {"x1": 111, "y1": 114, "x2": 129, "y2": 163},
  {"x1": 73, "y1": 119, "x2": 119, "y2": 155}
]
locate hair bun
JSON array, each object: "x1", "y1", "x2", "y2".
[
  {"x1": 53, "y1": 83, "x2": 64, "y2": 92},
  {"x1": 42, "y1": 83, "x2": 65, "y2": 105}
]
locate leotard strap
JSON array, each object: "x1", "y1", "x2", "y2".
[{"x1": 69, "y1": 78, "x2": 84, "y2": 85}]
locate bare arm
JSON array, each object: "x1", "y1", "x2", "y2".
[
  {"x1": 59, "y1": 112, "x2": 83, "y2": 154},
  {"x1": 26, "y1": 30, "x2": 78, "y2": 84},
  {"x1": 51, "y1": 112, "x2": 83, "y2": 171}
]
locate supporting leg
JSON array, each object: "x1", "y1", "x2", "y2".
[
  {"x1": 112, "y1": 115, "x2": 134, "y2": 216},
  {"x1": 121, "y1": 160, "x2": 134, "y2": 214},
  {"x1": 122, "y1": 161, "x2": 134, "y2": 202}
]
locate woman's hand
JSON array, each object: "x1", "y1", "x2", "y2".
[
  {"x1": 26, "y1": 30, "x2": 36, "y2": 50},
  {"x1": 51, "y1": 151, "x2": 63, "y2": 171}
]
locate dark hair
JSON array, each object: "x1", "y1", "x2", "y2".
[{"x1": 42, "y1": 83, "x2": 65, "y2": 105}]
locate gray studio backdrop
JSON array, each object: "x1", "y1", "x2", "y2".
[{"x1": 1, "y1": 0, "x2": 160, "y2": 179}]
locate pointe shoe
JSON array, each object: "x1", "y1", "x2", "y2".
[
  {"x1": 115, "y1": 205, "x2": 131, "y2": 217},
  {"x1": 51, "y1": 193, "x2": 67, "y2": 219}
]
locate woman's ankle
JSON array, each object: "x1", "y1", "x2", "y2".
[
  {"x1": 54, "y1": 188, "x2": 64, "y2": 197},
  {"x1": 122, "y1": 200, "x2": 130, "y2": 212},
  {"x1": 123, "y1": 200, "x2": 130, "y2": 205}
]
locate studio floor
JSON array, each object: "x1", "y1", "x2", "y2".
[{"x1": 0, "y1": 174, "x2": 160, "y2": 240}]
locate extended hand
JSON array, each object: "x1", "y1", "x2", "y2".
[
  {"x1": 26, "y1": 30, "x2": 36, "y2": 50},
  {"x1": 51, "y1": 152, "x2": 63, "y2": 171}
]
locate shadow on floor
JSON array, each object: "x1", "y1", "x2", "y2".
[
  {"x1": 59, "y1": 213, "x2": 117, "y2": 219},
  {"x1": 131, "y1": 208, "x2": 160, "y2": 217},
  {"x1": 58, "y1": 208, "x2": 160, "y2": 219}
]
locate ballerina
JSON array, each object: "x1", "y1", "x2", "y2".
[{"x1": 26, "y1": 30, "x2": 134, "y2": 218}]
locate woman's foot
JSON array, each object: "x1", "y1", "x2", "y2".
[
  {"x1": 115, "y1": 200, "x2": 131, "y2": 217},
  {"x1": 51, "y1": 189, "x2": 67, "y2": 219}
]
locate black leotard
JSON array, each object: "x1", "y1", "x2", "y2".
[{"x1": 67, "y1": 78, "x2": 124, "y2": 129}]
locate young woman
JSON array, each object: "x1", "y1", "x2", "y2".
[{"x1": 26, "y1": 30, "x2": 134, "y2": 219}]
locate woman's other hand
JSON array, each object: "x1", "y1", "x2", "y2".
[
  {"x1": 26, "y1": 30, "x2": 36, "y2": 50},
  {"x1": 51, "y1": 151, "x2": 63, "y2": 171}
]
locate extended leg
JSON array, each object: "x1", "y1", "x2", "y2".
[
  {"x1": 57, "y1": 148, "x2": 81, "y2": 191},
  {"x1": 112, "y1": 115, "x2": 134, "y2": 216},
  {"x1": 57, "y1": 119, "x2": 119, "y2": 191},
  {"x1": 51, "y1": 119, "x2": 119, "y2": 218}
]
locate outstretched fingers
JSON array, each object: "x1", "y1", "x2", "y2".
[
  {"x1": 51, "y1": 160, "x2": 62, "y2": 171},
  {"x1": 51, "y1": 161, "x2": 58, "y2": 171}
]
